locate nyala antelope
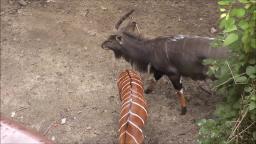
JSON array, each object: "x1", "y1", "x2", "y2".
[{"x1": 101, "y1": 10, "x2": 229, "y2": 115}]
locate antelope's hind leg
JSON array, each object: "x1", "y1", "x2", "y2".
[
  {"x1": 168, "y1": 75, "x2": 187, "y2": 115},
  {"x1": 144, "y1": 70, "x2": 163, "y2": 94}
]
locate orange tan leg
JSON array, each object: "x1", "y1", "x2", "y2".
[
  {"x1": 176, "y1": 89, "x2": 187, "y2": 115},
  {"x1": 169, "y1": 75, "x2": 187, "y2": 115}
]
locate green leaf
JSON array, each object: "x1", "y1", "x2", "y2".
[
  {"x1": 220, "y1": 8, "x2": 226, "y2": 12},
  {"x1": 218, "y1": 1, "x2": 231, "y2": 5},
  {"x1": 251, "y1": 39, "x2": 256, "y2": 48},
  {"x1": 238, "y1": 20, "x2": 249, "y2": 30},
  {"x1": 251, "y1": 113, "x2": 256, "y2": 121},
  {"x1": 239, "y1": 0, "x2": 248, "y2": 3},
  {"x1": 246, "y1": 66, "x2": 256, "y2": 78},
  {"x1": 224, "y1": 18, "x2": 236, "y2": 32},
  {"x1": 249, "y1": 102, "x2": 256, "y2": 110},
  {"x1": 244, "y1": 86, "x2": 253, "y2": 92},
  {"x1": 249, "y1": 59, "x2": 256, "y2": 64},
  {"x1": 235, "y1": 76, "x2": 248, "y2": 83},
  {"x1": 219, "y1": 19, "x2": 226, "y2": 29},
  {"x1": 253, "y1": 131, "x2": 256, "y2": 140},
  {"x1": 224, "y1": 25, "x2": 237, "y2": 32},
  {"x1": 245, "y1": 4, "x2": 251, "y2": 9},
  {"x1": 251, "y1": 95, "x2": 256, "y2": 101},
  {"x1": 225, "y1": 17, "x2": 235, "y2": 26},
  {"x1": 224, "y1": 33, "x2": 239, "y2": 46},
  {"x1": 220, "y1": 13, "x2": 227, "y2": 18},
  {"x1": 231, "y1": 8, "x2": 246, "y2": 17}
]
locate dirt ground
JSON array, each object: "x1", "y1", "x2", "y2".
[{"x1": 1, "y1": 0, "x2": 221, "y2": 143}]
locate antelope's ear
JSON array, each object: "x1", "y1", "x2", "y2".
[{"x1": 115, "y1": 35, "x2": 123, "y2": 44}]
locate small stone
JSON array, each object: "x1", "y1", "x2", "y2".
[
  {"x1": 88, "y1": 31, "x2": 96, "y2": 36},
  {"x1": 210, "y1": 27, "x2": 217, "y2": 33},
  {"x1": 94, "y1": 130, "x2": 100, "y2": 135},
  {"x1": 61, "y1": 118, "x2": 66, "y2": 124},
  {"x1": 17, "y1": 9, "x2": 23, "y2": 14},
  {"x1": 11, "y1": 112, "x2": 16, "y2": 117},
  {"x1": 199, "y1": 18, "x2": 203, "y2": 21},
  {"x1": 178, "y1": 17, "x2": 182, "y2": 22},
  {"x1": 18, "y1": 0, "x2": 27, "y2": 6},
  {"x1": 84, "y1": 46, "x2": 88, "y2": 50},
  {"x1": 51, "y1": 136, "x2": 56, "y2": 141},
  {"x1": 46, "y1": 0, "x2": 55, "y2": 2},
  {"x1": 100, "y1": 6, "x2": 107, "y2": 10},
  {"x1": 86, "y1": 126, "x2": 92, "y2": 130}
]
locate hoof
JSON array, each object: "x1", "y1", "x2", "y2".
[{"x1": 180, "y1": 107, "x2": 187, "y2": 115}]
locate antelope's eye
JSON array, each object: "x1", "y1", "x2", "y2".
[{"x1": 116, "y1": 36, "x2": 122, "y2": 42}]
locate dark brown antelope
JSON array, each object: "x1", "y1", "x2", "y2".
[{"x1": 101, "y1": 10, "x2": 229, "y2": 115}]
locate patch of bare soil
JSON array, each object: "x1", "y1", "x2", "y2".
[{"x1": 1, "y1": 0, "x2": 220, "y2": 143}]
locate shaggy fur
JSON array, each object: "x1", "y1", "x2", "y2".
[
  {"x1": 101, "y1": 9, "x2": 230, "y2": 115},
  {"x1": 102, "y1": 32, "x2": 229, "y2": 80}
]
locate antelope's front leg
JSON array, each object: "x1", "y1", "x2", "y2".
[
  {"x1": 168, "y1": 75, "x2": 187, "y2": 115},
  {"x1": 144, "y1": 70, "x2": 163, "y2": 94}
]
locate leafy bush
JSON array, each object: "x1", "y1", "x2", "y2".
[{"x1": 198, "y1": 0, "x2": 256, "y2": 144}]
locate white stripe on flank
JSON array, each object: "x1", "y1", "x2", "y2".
[
  {"x1": 119, "y1": 121, "x2": 128, "y2": 132},
  {"x1": 128, "y1": 120, "x2": 143, "y2": 133},
  {"x1": 131, "y1": 81, "x2": 143, "y2": 90},
  {"x1": 121, "y1": 81, "x2": 131, "y2": 92},
  {"x1": 132, "y1": 101, "x2": 148, "y2": 115},
  {"x1": 119, "y1": 77, "x2": 142, "y2": 90},
  {"x1": 121, "y1": 90, "x2": 144, "y2": 101},
  {"x1": 130, "y1": 111, "x2": 145, "y2": 125},
  {"x1": 119, "y1": 131, "x2": 126, "y2": 139},
  {"x1": 119, "y1": 112, "x2": 143, "y2": 132},
  {"x1": 119, "y1": 131, "x2": 140, "y2": 144},
  {"x1": 130, "y1": 89, "x2": 144, "y2": 98},
  {"x1": 121, "y1": 100, "x2": 147, "y2": 116},
  {"x1": 117, "y1": 74, "x2": 128, "y2": 84},
  {"x1": 121, "y1": 90, "x2": 143, "y2": 99},
  {"x1": 120, "y1": 86, "x2": 131, "y2": 96},
  {"x1": 119, "y1": 112, "x2": 129, "y2": 122},
  {"x1": 120, "y1": 92, "x2": 131, "y2": 100},
  {"x1": 119, "y1": 111, "x2": 145, "y2": 125},
  {"x1": 120, "y1": 104, "x2": 130, "y2": 115},
  {"x1": 126, "y1": 131, "x2": 140, "y2": 144},
  {"x1": 121, "y1": 99, "x2": 132, "y2": 108},
  {"x1": 121, "y1": 94, "x2": 146, "y2": 106}
]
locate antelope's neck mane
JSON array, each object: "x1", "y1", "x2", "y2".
[{"x1": 121, "y1": 32, "x2": 151, "y2": 72}]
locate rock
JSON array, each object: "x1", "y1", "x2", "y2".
[
  {"x1": 46, "y1": 0, "x2": 55, "y2": 2},
  {"x1": 210, "y1": 27, "x2": 217, "y2": 33},
  {"x1": 61, "y1": 118, "x2": 66, "y2": 124},
  {"x1": 100, "y1": 6, "x2": 107, "y2": 10},
  {"x1": 88, "y1": 31, "x2": 96, "y2": 36},
  {"x1": 51, "y1": 136, "x2": 56, "y2": 141},
  {"x1": 86, "y1": 126, "x2": 92, "y2": 130},
  {"x1": 18, "y1": 0, "x2": 27, "y2": 6},
  {"x1": 11, "y1": 112, "x2": 16, "y2": 117}
]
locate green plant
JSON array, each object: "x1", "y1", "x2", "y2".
[{"x1": 198, "y1": 0, "x2": 256, "y2": 144}]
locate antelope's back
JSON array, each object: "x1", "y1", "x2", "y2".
[{"x1": 164, "y1": 35, "x2": 229, "y2": 80}]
